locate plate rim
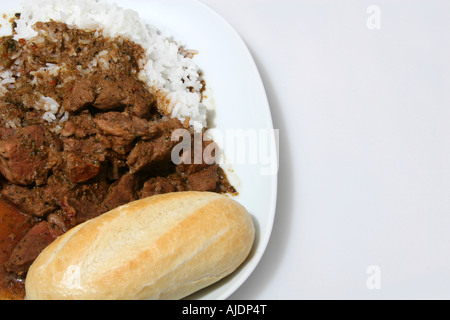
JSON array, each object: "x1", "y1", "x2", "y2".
[{"x1": 192, "y1": 0, "x2": 279, "y2": 299}]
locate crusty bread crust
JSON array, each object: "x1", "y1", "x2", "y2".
[{"x1": 25, "y1": 191, "x2": 254, "y2": 300}]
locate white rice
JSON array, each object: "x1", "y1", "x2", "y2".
[
  {"x1": 0, "y1": 69, "x2": 15, "y2": 96},
  {"x1": 35, "y1": 94, "x2": 61, "y2": 122},
  {"x1": 11, "y1": 0, "x2": 207, "y2": 131}
]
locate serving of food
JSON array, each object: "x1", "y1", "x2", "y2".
[{"x1": 0, "y1": 0, "x2": 265, "y2": 300}]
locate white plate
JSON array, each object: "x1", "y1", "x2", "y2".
[{"x1": 0, "y1": 0, "x2": 277, "y2": 299}]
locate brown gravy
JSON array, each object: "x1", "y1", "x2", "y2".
[{"x1": 0, "y1": 198, "x2": 36, "y2": 300}]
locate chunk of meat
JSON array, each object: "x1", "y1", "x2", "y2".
[
  {"x1": 40, "y1": 172, "x2": 73, "y2": 215},
  {"x1": 62, "y1": 136, "x2": 107, "y2": 162},
  {"x1": 60, "y1": 179, "x2": 110, "y2": 226},
  {"x1": 1, "y1": 184, "x2": 56, "y2": 217},
  {"x1": 93, "y1": 75, "x2": 155, "y2": 117},
  {"x1": 5, "y1": 221, "x2": 63, "y2": 277},
  {"x1": 1, "y1": 172, "x2": 72, "y2": 217},
  {"x1": 187, "y1": 165, "x2": 220, "y2": 192},
  {"x1": 94, "y1": 112, "x2": 158, "y2": 141},
  {"x1": 176, "y1": 138, "x2": 217, "y2": 177},
  {"x1": 96, "y1": 134, "x2": 135, "y2": 156},
  {"x1": 63, "y1": 79, "x2": 95, "y2": 112},
  {"x1": 126, "y1": 138, "x2": 172, "y2": 174},
  {"x1": 102, "y1": 173, "x2": 140, "y2": 210},
  {"x1": 157, "y1": 117, "x2": 187, "y2": 133},
  {"x1": 127, "y1": 118, "x2": 184, "y2": 174},
  {"x1": 60, "y1": 111, "x2": 97, "y2": 138},
  {"x1": 61, "y1": 196, "x2": 104, "y2": 227},
  {"x1": 123, "y1": 80, "x2": 156, "y2": 118},
  {"x1": 0, "y1": 126, "x2": 62, "y2": 186},
  {"x1": 94, "y1": 77, "x2": 124, "y2": 110},
  {"x1": 94, "y1": 112, "x2": 158, "y2": 156},
  {"x1": 62, "y1": 151, "x2": 102, "y2": 184}
]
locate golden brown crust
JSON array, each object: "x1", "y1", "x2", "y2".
[{"x1": 25, "y1": 192, "x2": 254, "y2": 300}]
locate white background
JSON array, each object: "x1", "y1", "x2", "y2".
[{"x1": 199, "y1": 0, "x2": 450, "y2": 299}]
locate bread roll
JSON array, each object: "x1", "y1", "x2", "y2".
[{"x1": 25, "y1": 191, "x2": 254, "y2": 300}]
